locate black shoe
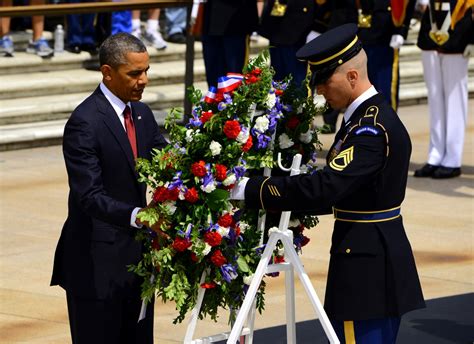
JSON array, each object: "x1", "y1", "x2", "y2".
[
  {"x1": 414, "y1": 163, "x2": 439, "y2": 177},
  {"x1": 67, "y1": 45, "x2": 81, "y2": 54},
  {"x1": 80, "y1": 43, "x2": 98, "y2": 55},
  {"x1": 319, "y1": 124, "x2": 335, "y2": 134},
  {"x1": 432, "y1": 166, "x2": 461, "y2": 179},
  {"x1": 167, "y1": 32, "x2": 186, "y2": 44}
]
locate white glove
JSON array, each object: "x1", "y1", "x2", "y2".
[
  {"x1": 228, "y1": 177, "x2": 248, "y2": 200},
  {"x1": 390, "y1": 34, "x2": 404, "y2": 49},
  {"x1": 306, "y1": 30, "x2": 320, "y2": 43},
  {"x1": 463, "y1": 44, "x2": 474, "y2": 58}
]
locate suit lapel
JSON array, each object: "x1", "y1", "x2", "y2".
[{"x1": 94, "y1": 88, "x2": 137, "y2": 175}]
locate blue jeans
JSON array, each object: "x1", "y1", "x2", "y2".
[{"x1": 165, "y1": 7, "x2": 186, "y2": 36}]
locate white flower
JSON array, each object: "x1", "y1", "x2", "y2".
[
  {"x1": 299, "y1": 130, "x2": 313, "y2": 144},
  {"x1": 313, "y1": 94, "x2": 326, "y2": 111},
  {"x1": 288, "y1": 218, "x2": 301, "y2": 227},
  {"x1": 278, "y1": 133, "x2": 294, "y2": 149},
  {"x1": 238, "y1": 221, "x2": 249, "y2": 234},
  {"x1": 223, "y1": 173, "x2": 236, "y2": 186},
  {"x1": 217, "y1": 225, "x2": 230, "y2": 238},
  {"x1": 185, "y1": 129, "x2": 200, "y2": 143},
  {"x1": 201, "y1": 182, "x2": 216, "y2": 193},
  {"x1": 164, "y1": 201, "x2": 177, "y2": 215},
  {"x1": 297, "y1": 104, "x2": 304, "y2": 114},
  {"x1": 236, "y1": 127, "x2": 250, "y2": 144},
  {"x1": 209, "y1": 140, "x2": 222, "y2": 156},
  {"x1": 268, "y1": 226, "x2": 280, "y2": 235},
  {"x1": 266, "y1": 92, "x2": 276, "y2": 108},
  {"x1": 202, "y1": 243, "x2": 212, "y2": 256},
  {"x1": 243, "y1": 274, "x2": 254, "y2": 285},
  {"x1": 254, "y1": 116, "x2": 269, "y2": 132}
]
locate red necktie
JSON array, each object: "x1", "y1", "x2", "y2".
[{"x1": 123, "y1": 105, "x2": 138, "y2": 159}]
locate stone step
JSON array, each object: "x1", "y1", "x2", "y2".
[{"x1": 2, "y1": 79, "x2": 473, "y2": 151}]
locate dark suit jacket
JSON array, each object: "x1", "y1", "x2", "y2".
[
  {"x1": 202, "y1": 0, "x2": 259, "y2": 36},
  {"x1": 51, "y1": 86, "x2": 167, "y2": 300}
]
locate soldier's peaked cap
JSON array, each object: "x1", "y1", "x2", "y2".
[{"x1": 296, "y1": 23, "x2": 363, "y2": 86}]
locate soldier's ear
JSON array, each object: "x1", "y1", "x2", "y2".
[{"x1": 346, "y1": 70, "x2": 358, "y2": 85}]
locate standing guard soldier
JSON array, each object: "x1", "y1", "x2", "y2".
[
  {"x1": 414, "y1": 0, "x2": 473, "y2": 179},
  {"x1": 259, "y1": 0, "x2": 332, "y2": 87},
  {"x1": 231, "y1": 24, "x2": 425, "y2": 343},
  {"x1": 328, "y1": 0, "x2": 417, "y2": 111}
]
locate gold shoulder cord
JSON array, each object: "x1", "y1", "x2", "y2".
[{"x1": 259, "y1": 177, "x2": 270, "y2": 209}]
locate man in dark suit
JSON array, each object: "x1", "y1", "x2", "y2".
[
  {"x1": 51, "y1": 33, "x2": 168, "y2": 344},
  {"x1": 231, "y1": 24, "x2": 425, "y2": 343},
  {"x1": 201, "y1": 0, "x2": 259, "y2": 87}
]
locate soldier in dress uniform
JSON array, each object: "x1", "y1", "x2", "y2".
[
  {"x1": 200, "y1": 0, "x2": 259, "y2": 87},
  {"x1": 414, "y1": 0, "x2": 473, "y2": 179},
  {"x1": 259, "y1": 0, "x2": 331, "y2": 87},
  {"x1": 231, "y1": 24, "x2": 425, "y2": 343},
  {"x1": 328, "y1": 0, "x2": 417, "y2": 111}
]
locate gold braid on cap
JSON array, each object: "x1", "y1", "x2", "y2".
[{"x1": 308, "y1": 35, "x2": 359, "y2": 66}]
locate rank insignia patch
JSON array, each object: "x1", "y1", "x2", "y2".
[
  {"x1": 329, "y1": 146, "x2": 354, "y2": 171},
  {"x1": 267, "y1": 184, "x2": 281, "y2": 197}
]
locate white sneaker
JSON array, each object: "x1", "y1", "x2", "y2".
[
  {"x1": 132, "y1": 29, "x2": 142, "y2": 40},
  {"x1": 143, "y1": 30, "x2": 167, "y2": 50}
]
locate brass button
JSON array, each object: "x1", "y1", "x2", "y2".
[
  {"x1": 387, "y1": 6, "x2": 391, "y2": 11},
  {"x1": 338, "y1": 59, "x2": 343, "y2": 64},
  {"x1": 303, "y1": 7, "x2": 308, "y2": 12},
  {"x1": 345, "y1": 248, "x2": 351, "y2": 254}
]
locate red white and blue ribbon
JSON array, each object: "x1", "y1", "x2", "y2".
[
  {"x1": 203, "y1": 86, "x2": 217, "y2": 103},
  {"x1": 217, "y1": 74, "x2": 243, "y2": 94}
]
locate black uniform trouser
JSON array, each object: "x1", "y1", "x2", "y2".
[
  {"x1": 269, "y1": 43, "x2": 308, "y2": 87},
  {"x1": 66, "y1": 291, "x2": 154, "y2": 344},
  {"x1": 202, "y1": 34, "x2": 249, "y2": 88}
]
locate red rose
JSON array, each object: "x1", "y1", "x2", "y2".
[
  {"x1": 167, "y1": 187, "x2": 180, "y2": 201},
  {"x1": 245, "y1": 75, "x2": 259, "y2": 84},
  {"x1": 200, "y1": 282, "x2": 217, "y2": 289},
  {"x1": 252, "y1": 68, "x2": 262, "y2": 76},
  {"x1": 210, "y1": 249, "x2": 227, "y2": 267},
  {"x1": 200, "y1": 110, "x2": 213, "y2": 123},
  {"x1": 204, "y1": 231, "x2": 222, "y2": 247},
  {"x1": 286, "y1": 116, "x2": 300, "y2": 130},
  {"x1": 190, "y1": 252, "x2": 199, "y2": 262},
  {"x1": 223, "y1": 120, "x2": 241, "y2": 139},
  {"x1": 215, "y1": 164, "x2": 227, "y2": 181},
  {"x1": 191, "y1": 160, "x2": 207, "y2": 178},
  {"x1": 153, "y1": 186, "x2": 168, "y2": 202},
  {"x1": 275, "y1": 89, "x2": 283, "y2": 96},
  {"x1": 172, "y1": 237, "x2": 192, "y2": 252},
  {"x1": 218, "y1": 213, "x2": 234, "y2": 227},
  {"x1": 274, "y1": 255, "x2": 285, "y2": 264},
  {"x1": 184, "y1": 187, "x2": 199, "y2": 203},
  {"x1": 242, "y1": 135, "x2": 253, "y2": 152}
]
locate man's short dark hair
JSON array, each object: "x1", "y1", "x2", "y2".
[{"x1": 99, "y1": 33, "x2": 147, "y2": 68}]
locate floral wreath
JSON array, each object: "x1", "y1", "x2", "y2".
[{"x1": 132, "y1": 51, "x2": 325, "y2": 323}]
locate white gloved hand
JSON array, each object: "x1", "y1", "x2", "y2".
[
  {"x1": 228, "y1": 177, "x2": 248, "y2": 200},
  {"x1": 463, "y1": 44, "x2": 474, "y2": 58},
  {"x1": 390, "y1": 34, "x2": 404, "y2": 49},
  {"x1": 306, "y1": 30, "x2": 320, "y2": 43}
]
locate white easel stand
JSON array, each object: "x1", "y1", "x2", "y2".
[{"x1": 184, "y1": 154, "x2": 340, "y2": 344}]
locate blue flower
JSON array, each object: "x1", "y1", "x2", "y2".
[
  {"x1": 256, "y1": 134, "x2": 271, "y2": 149},
  {"x1": 220, "y1": 264, "x2": 238, "y2": 283}
]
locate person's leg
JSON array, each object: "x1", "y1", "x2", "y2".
[
  {"x1": 131, "y1": 10, "x2": 141, "y2": 38},
  {"x1": 27, "y1": 0, "x2": 53, "y2": 57},
  {"x1": 331, "y1": 317, "x2": 401, "y2": 344},
  {"x1": 365, "y1": 44, "x2": 398, "y2": 111},
  {"x1": 269, "y1": 44, "x2": 307, "y2": 87},
  {"x1": 30, "y1": 0, "x2": 45, "y2": 41},
  {"x1": 202, "y1": 35, "x2": 224, "y2": 87},
  {"x1": 438, "y1": 53, "x2": 468, "y2": 169},
  {"x1": 165, "y1": 7, "x2": 186, "y2": 37},
  {"x1": 222, "y1": 34, "x2": 249, "y2": 76},
  {"x1": 0, "y1": 0, "x2": 12, "y2": 36},
  {"x1": 421, "y1": 50, "x2": 445, "y2": 167},
  {"x1": 0, "y1": 0, "x2": 14, "y2": 56},
  {"x1": 143, "y1": 8, "x2": 166, "y2": 50}
]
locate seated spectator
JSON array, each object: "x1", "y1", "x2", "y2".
[
  {"x1": 131, "y1": 9, "x2": 166, "y2": 50},
  {"x1": 0, "y1": 0, "x2": 53, "y2": 57},
  {"x1": 165, "y1": 7, "x2": 186, "y2": 44}
]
